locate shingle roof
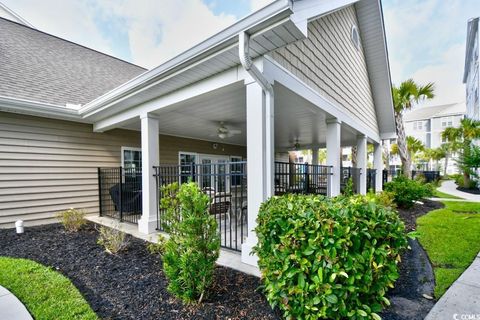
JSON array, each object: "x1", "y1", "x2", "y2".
[
  {"x1": 403, "y1": 103, "x2": 466, "y2": 122},
  {"x1": 0, "y1": 17, "x2": 146, "y2": 106}
]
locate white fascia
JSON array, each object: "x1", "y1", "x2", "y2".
[{"x1": 0, "y1": 95, "x2": 83, "y2": 122}]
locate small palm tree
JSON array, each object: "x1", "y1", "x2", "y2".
[
  {"x1": 391, "y1": 136, "x2": 425, "y2": 172},
  {"x1": 392, "y1": 79, "x2": 435, "y2": 177},
  {"x1": 442, "y1": 118, "x2": 480, "y2": 187}
]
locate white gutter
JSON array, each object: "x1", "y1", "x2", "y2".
[{"x1": 0, "y1": 95, "x2": 83, "y2": 121}]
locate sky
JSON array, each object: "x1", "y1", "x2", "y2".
[{"x1": 2, "y1": 0, "x2": 479, "y2": 107}]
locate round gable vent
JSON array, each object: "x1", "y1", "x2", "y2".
[{"x1": 351, "y1": 25, "x2": 361, "y2": 51}]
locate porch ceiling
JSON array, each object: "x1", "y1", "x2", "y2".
[{"x1": 121, "y1": 82, "x2": 360, "y2": 149}]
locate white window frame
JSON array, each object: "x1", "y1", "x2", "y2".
[
  {"x1": 441, "y1": 117, "x2": 453, "y2": 128},
  {"x1": 121, "y1": 146, "x2": 142, "y2": 168}
]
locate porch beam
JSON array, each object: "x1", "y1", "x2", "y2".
[
  {"x1": 373, "y1": 141, "x2": 383, "y2": 192},
  {"x1": 242, "y1": 82, "x2": 274, "y2": 267},
  {"x1": 138, "y1": 114, "x2": 159, "y2": 234},
  {"x1": 92, "y1": 67, "x2": 245, "y2": 132},
  {"x1": 356, "y1": 135, "x2": 367, "y2": 195},
  {"x1": 326, "y1": 118, "x2": 341, "y2": 197}
]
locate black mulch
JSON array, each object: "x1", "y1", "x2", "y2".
[
  {"x1": 457, "y1": 186, "x2": 480, "y2": 194},
  {"x1": 0, "y1": 223, "x2": 280, "y2": 320},
  {"x1": 0, "y1": 200, "x2": 443, "y2": 320},
  {"x1": 380, "y1": 199, "x2": 444, "y2": 320}
]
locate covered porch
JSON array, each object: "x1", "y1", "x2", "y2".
[{"x1": 91, "y1": 57, "x2": 384, "y2": 267}]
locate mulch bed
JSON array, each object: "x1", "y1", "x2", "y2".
[
  {"x1": 379, "y1": 199, "x2": 443, "y2": 320},
  {"x1": 0, "y1": 200, "x2": 443, "y2": 320},
  {"x1": 457, "y1": 186, "x2": 480, "y2": 194},
  {"x1": 0, "y1": 223, "x2": 280, "y2": 320}
]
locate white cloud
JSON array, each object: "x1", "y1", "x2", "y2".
[
  {"x1": 98, "y1": 0, "x2": 237, "y2": 69},
  {"x1": 411, "y1": 44, "x2": 466, "y2": 107}
]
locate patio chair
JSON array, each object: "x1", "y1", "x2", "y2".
[{"x1": 209, "y1": 194, "x2": 231, "y2": 224}]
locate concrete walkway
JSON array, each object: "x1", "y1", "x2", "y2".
[
  {"x1": 0, "y1": 285, "x2": 32, "y2": 320},
  {"x1": 437, "y1": 180, "x2": 480, "y2": 202},
  {"x1": 425, "y1": 253, "x2": 480, "y2": 320}
]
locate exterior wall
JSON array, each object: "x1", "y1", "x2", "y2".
[
  {"x1": 271, "y1": 5, "x2": 378, "y2": 135},
  {"x1": 0, "y1": 112, "x2": 246, "y2": 228},
  {"x1": 465, "y1": 22, "x2": 479, "y2": 120},
  {"x1": 0, "y1": 112, "x2": 140, "y2": 227}
]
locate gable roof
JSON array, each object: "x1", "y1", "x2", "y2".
[
  {"x1": 404, "y1": 103, "x2": 466, "y2": 122},
  {"x1": 0, "y1": 17, "x2": 146, "y2": 107}
]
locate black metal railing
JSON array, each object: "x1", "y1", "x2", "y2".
[
  {"x1": 274, "y1": 162, "x2": 332, "y2": 196},
  {"x1": 382, "y1": 169, "x2": 441, "y2": 185},
  {"x1": 340, "y1": 167, "x2": 362, "y2": 194},
  {"x1": 366, "y1": 168, "x2": 376, "y2": 192},
  {"x1": 412, "y1": 170, "x2": 441, "y2": 183},
  {"x1": 154, "y1": 162, "x2": 247, "y2": 252},
  {"x1": 98, "y1": 167, "x2": 142, "y2": 224}
]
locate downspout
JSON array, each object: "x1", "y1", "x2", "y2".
[{"x1": 239, "y1": 31, "x2": 275, "y2": 197}]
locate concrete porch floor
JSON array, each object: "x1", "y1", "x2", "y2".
[{"x1": 86, "y1": 215, "x2": 261, "y2": 277}]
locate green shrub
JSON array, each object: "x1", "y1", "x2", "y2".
[
  {"x1": 56, "y1": 208, "x2": 87, "y2": 232},
  {"x1": 383, "y1": 175, "x2": 434, "y2": 208},
  {"x1": 162, "y1": 182, "x2": 220, "y2": 304},
  {"x1": 254, "y1": 194, "x2": 408, "y2": 320},
  {"x1": 369, "y1": 190, "x2": 397, "y2": 210},
  {"x1": 97, "y1": 224, "x2": 129, "y2": 254},
  {"x1": 147, "y1": 234, "x2": 167, "y2": 255}
]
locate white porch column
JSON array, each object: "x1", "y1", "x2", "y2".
[
  {"x1": 326, "y1": 119, "x2": 341, "y2": 197},
  {"x1": 312, "y1": 148, "x2": 319, "y2": 165},
  {"x1": 373, "y1": 142, "x2": 383, "y2": 192},
  {"x1": 138, "y1": 114, "x2": 159, "y2": 234},
  {"x1": 356, "y1": 135, "x2": 367, "y2": 195},
  {"x1": 242, "y1": 82, "x2": 274, "y2": 267}
]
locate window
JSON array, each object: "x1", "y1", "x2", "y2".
[
  {"x1": 122, "y1": 147, "x2": 141, "y2": 169},
  {"x1": 441, "y1": 117, "x2": 453, "y2": 128},
  {"x1": 230, "y1": 156, "x2": 244, "y2": 187},
  {"x1": 413, "y1": 121, "x2": 423, "y2": 131},
  {"x1": 179, "y1": 152, "x2": 197, "y2": 183},
  {"x1": 350, "y1": 25, "x2": 361, "y2": 51}
]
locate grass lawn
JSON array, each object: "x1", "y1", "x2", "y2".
[
  {"x1": 432, "y1": 189, "x2": 463, "y2": 199},
  {"x1": 417, "y1": 201, "x2": 480, "y2": 298},
  {"x1": 0, "y1": 257, "x2": 97, "y2": 320}
]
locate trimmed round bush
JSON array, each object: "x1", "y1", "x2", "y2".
[
  {"x1": 254, "y1": 194, "x2": 408, "y2": 320},
  {"x1": 384, "y1": 175, "x2": 434, "y2": 208}
]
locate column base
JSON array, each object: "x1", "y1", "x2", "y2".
[
  {"x1": 241, "y1": 240, "x2": 259, "y2": 267},
  {"x1": 138, "y1": 216, "x2": 157, "y2": 234}
]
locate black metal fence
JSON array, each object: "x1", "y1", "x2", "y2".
[
  {"x1": 412, "y1": 170, "x2": 441, "y2": 183},
  {"x1": 274, "y1": 162, "x2": 332, "y2": 196},
  {"x1": 340, "y1": 167, "x2": 362, "y2": 194},
  {"x1": 382, "y1": 169, "x2": 441, "y2": 185},
  {"x1": 98, "y1": 167, "x2": 142, "y2": 224},
  {"x1": 154, "y1": 162, "x2": 247, "y2": 252}
]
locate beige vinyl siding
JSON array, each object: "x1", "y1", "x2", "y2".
[
  {"x1": 0, "y1": 112, "x2": 140, "y2": 227},
  {"x1": 271, "y1": 5, "x2": 378, "y2": 135},
  {"x1": 0, "y1": 112, "x2": 246, "y2": 228}
]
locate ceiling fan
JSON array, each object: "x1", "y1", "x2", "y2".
[
  {"x1": 216, "y1": 122, "x2": 241, "y2": 139},
  {"x1": 292, "y1": 138, "x2": 301, "y2": 150}
]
